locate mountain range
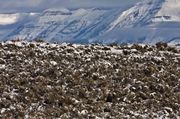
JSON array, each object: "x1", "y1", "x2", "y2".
[{"x1": 0, "y1": 0, "x2": 180, "y2": 45}]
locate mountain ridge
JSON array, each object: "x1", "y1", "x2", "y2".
[{"x1": 1, "y1": 0, "x2": 180, "y2": 45}]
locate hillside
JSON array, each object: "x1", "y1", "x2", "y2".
[{"x1": 0, "y1": 40, "x2": 179, "y2": 118}]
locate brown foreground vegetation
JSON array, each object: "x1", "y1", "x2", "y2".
[{"x1": 0, "y1": 41, "x2": 180, "y2": 118}]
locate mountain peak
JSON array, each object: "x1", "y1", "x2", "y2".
[
  {"x1": 108, "y1": 0, "x2": 180, "y2": 30},
  {"x1": 44, "y1": 7, "x2": 72, "y2": 15}
]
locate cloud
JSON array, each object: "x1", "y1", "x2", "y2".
[{"x1": 0, "y1": 0, "x2": 140, "y2": 13}]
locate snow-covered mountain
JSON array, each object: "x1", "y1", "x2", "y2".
[
  {"x1": 4, "y1": 8, "x2": 122, "y2": 43},
  {"x1": 108, "y1": 0, "x2": 180, "y2": 29},
  {"x1": 95, "y1": 0, "x2": 180, "y2": 45},
  {"x1": 2, "y1": 0, "x2": 180, "y2": 45}
]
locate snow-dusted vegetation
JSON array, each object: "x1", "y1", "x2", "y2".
[{"x1": 0, "y1": 40, "x2": 179, "y2": 118}]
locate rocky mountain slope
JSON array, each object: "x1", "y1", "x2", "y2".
[
  {"x1": 1, "y1": 0, "x2": 180, "y2": 45},
  {"x1": 0, "y1": 40, "x2": 180, "y2": 118}
]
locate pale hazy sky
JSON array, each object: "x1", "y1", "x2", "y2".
[{"x1": 0, "y1": 0, "x2": 140, "y2": 13}]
